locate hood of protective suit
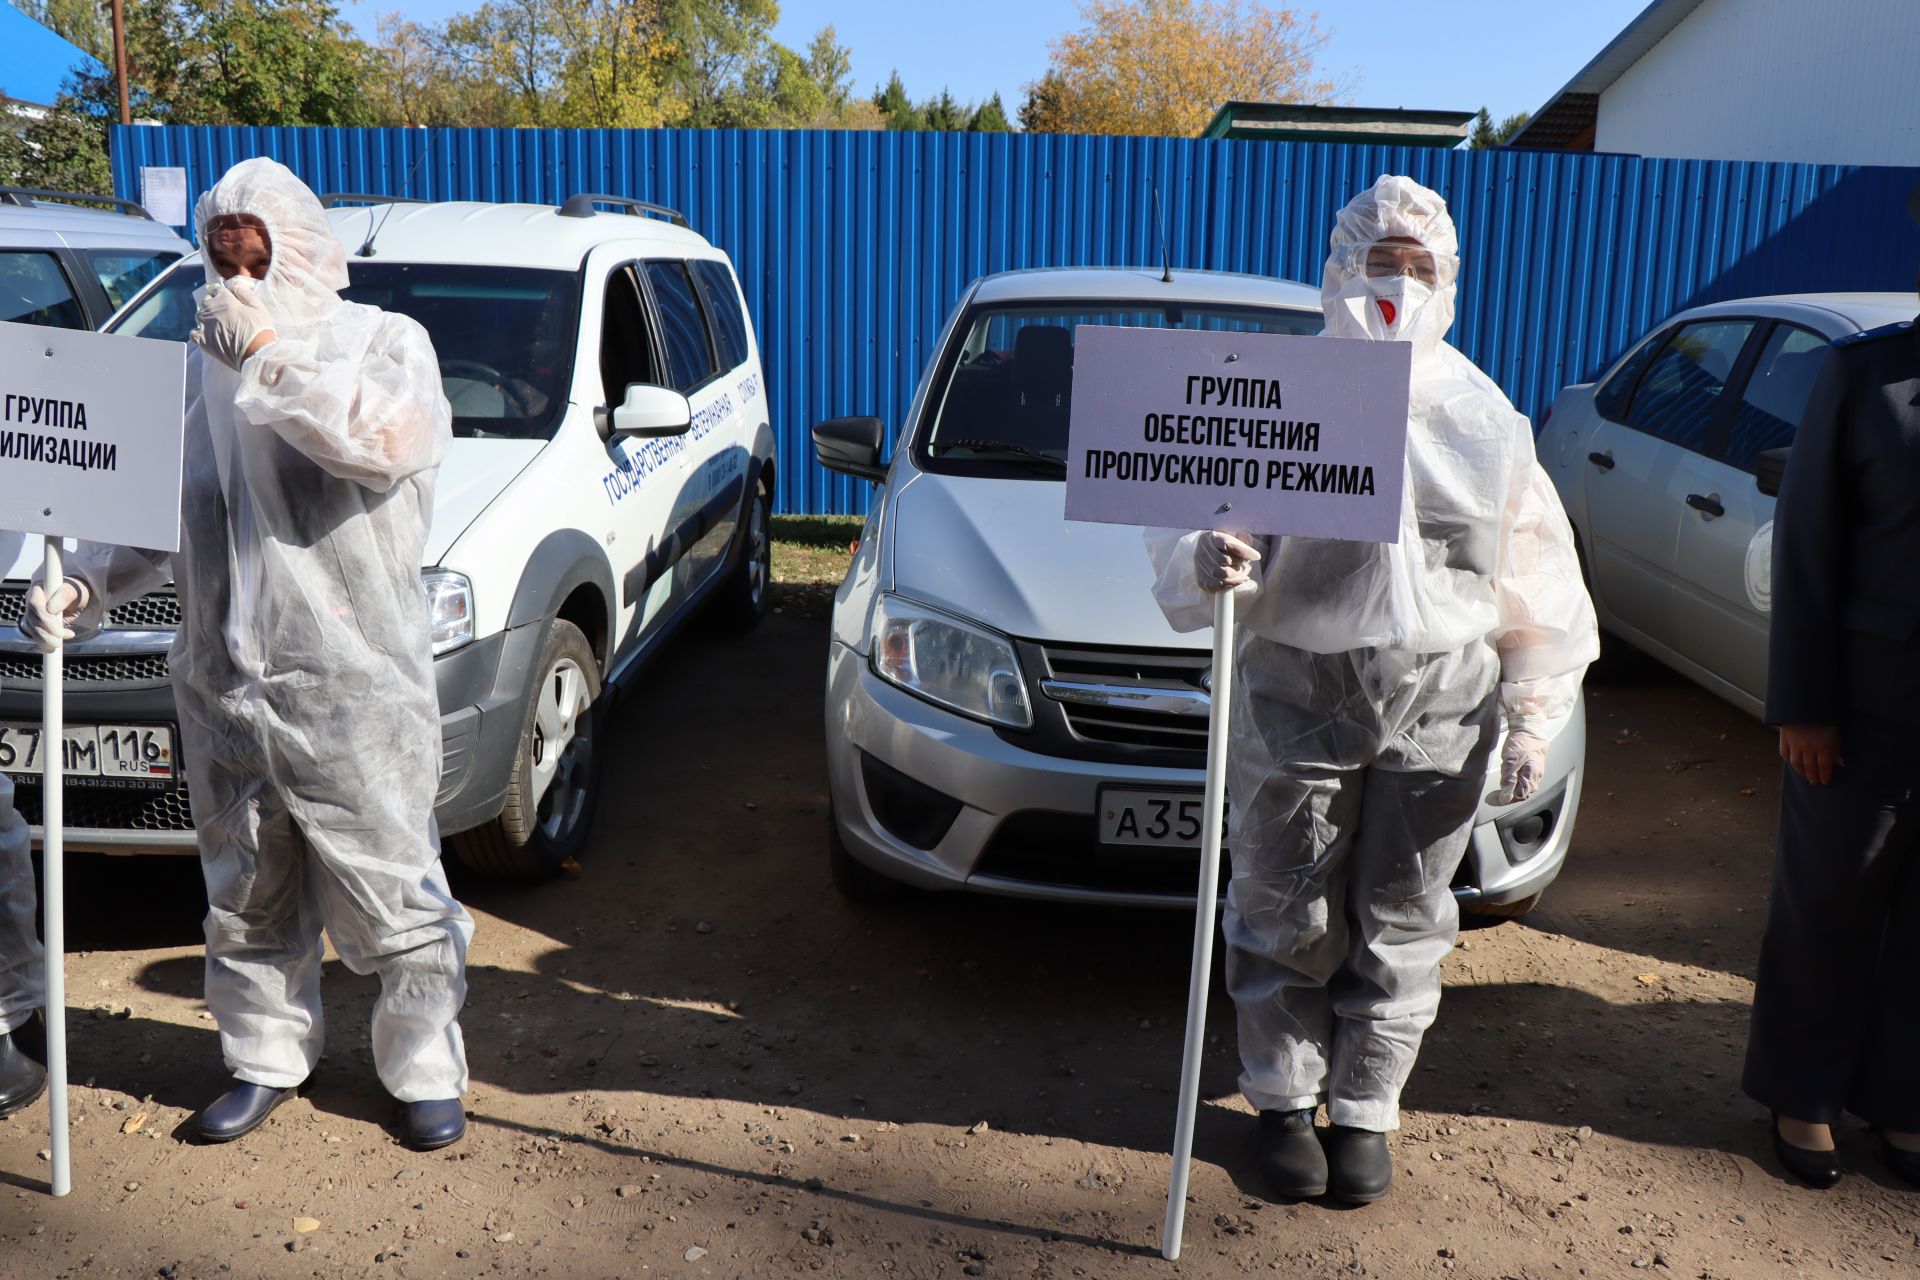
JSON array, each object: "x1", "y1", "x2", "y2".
[
  {"x1": 891, "y1": 472, "x2": 1183, "y2": 650},
  {"x1": 194, "y1": 157, "x2": 349, "y2": 327},
  {"x1": 1321, "y1": 174, "x2": 1459, "y2": 358}
]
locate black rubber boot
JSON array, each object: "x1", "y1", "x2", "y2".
[
  {"x1": 0, "y1": 1023, "x2": 48, "y2": 1119},
  {"x1": 401, "y1": 1098, "x2": 467, "y2": 1151},
  {"x1": 1325, "y1": 1125, "x2": 1393, "y2": 1204},
  {"x1": 196, "y1": 1081, "x2": 298, "y2": 1143},
  {"x1": 1254, "y1": 1108, "x2": 1327, "y2": 1200}
]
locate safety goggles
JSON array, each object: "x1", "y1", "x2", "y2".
[{"x1": 1362, "y1": 242, "x2": 1441, "y2": 285}]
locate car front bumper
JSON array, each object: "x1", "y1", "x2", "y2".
[{"x1": 826, "y1": 639, "x2": 1584, "y2": 909}]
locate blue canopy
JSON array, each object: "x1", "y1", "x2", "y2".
[{"x1": 0, "y1": 5, "x2": 103, "y2": 109}]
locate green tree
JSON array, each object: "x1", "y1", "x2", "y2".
[
  {"x1": 872, "y1": 70, "x2": 925, "y2": 130},
  {"x1": 969, "y1": 92, "x2": 1011, "y2": 133},
  {"x1": 921, "y1": 88, "x2": 966, "y2": 132},
  {"x1": 659, "y1": 0, "x2": 778, "y2": 126},
  {"x1": 1466, "y1": 105, "x2": 1529, "y2": 149},
  {"x1": 0, "y1": 93, "x2": 112, "y2": 192}
]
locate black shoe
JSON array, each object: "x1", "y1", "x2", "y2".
[
  {"x1": 196, "y1": 1082, "x2": 298, "y2": 1143},
  {"x1": 402, "y1": 1098, "x2": 466, "y2": 1151},
  {"x1": 1879, "y1": 1135, "x2": 1920, "y2": 1188},
  {"x1": 0, "y1": 1026, "x2": 48, "y2": 1119},
  {"x1": 1770, "y1": 1113, "x2": 1842, "y2": 1189},
  {"x1": 1325, "y1": 1125, "x2": 1393, "y2": 1204},
  {"x1": 1254, "y1": 1108, "x2": 1326, "y2": 1200}
]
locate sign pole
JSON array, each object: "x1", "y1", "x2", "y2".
[
  {"x1": 1162, "y1": 586, "x2": 1234, "y2": 1261},
  {"x1": 41, "y1": 536, "x2": 70, "y2": 1198}
]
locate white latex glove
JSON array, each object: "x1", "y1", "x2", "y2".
[
  {"x1": 21, "y1": 578, "x2": 90, "y2": 653},
  {"x1": 191, "y1": 280, "x2": 277, "y2": 372},
  {"x1": 1193, "y1": 531, "x2": 1261, "y2": 593},
  {"x1": 1490, "y1": 729, "x2": 1548, "y2": 805}
]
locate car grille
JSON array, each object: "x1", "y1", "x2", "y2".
[
  {"x1": 0, "y1": 652, "x2": 171, "y2": 684},
  {"x1": 11, "y1": 779, "x2": 195, "y2": 832},
  {"x1": 0, "y1": 584, "x2": 182, "y2": 630},
  {"x1": 1038, "y1": 644, "x2": 1211, "y2": 754},
  {"x1": 974, "y1": 812, "x2": 1227, "y2": 898}
]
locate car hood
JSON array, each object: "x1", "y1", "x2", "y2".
[
  {"x1": 423, "y1": 438, "x2": 546, "y2": 565},
  {"x1": 888, "y1": 471, "x2": 1199, "y2": 650},
  {"x1": 0, "y1": 438, "x2": 544, "y2": 584}
]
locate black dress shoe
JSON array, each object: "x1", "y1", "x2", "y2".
[
  {"x1": 402, "y1": 1098, "x2": 466, "y2": 1151},
  {"x1": 1770, "y1": 1114, "x2": 1842, "y2": 1189},
  {"x1": 196, "y1": 1082, "x2": 298, "y2": 1143},
  {"x1": 0, "y1": 1027, "x2": 48, "y2": 1119},
  {"x1": 1879, "y1": 1136, "x2": 1920, "y2": 1188},
  {"x1": 1325, "y1": 1125, "x2": 1393, "y2": 1204},
  {"x1": 1254, "y1": 1108, "x2": 1326, "y2": 1199}
]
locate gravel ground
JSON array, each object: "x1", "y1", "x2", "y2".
[{"x1": 0, "y1": 613, "x2": 1916, "y2": 1279}]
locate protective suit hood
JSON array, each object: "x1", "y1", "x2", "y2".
[
  {"x1": 1320, "y1": 174, "x2": 1459, "y2": 358},
  {"x1": 194, "y1": 157, "x2": 348, "y2": 326}
]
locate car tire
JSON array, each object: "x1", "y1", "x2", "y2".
[
  {"x1": 1466, "y1": 890, "x2": 1544, "y2": 920},
  {"x1": 827, "y1": 806, "x2": 907, "y2": 903},
  {"x1": 449, "y1": 619, "x2": 601, "y2": 880},
  {"x1": 717, "y1": 477, "x2": 773, "y2": 632}
]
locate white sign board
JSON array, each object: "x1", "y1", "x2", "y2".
[
  {"x1": 0, "y1": 322, "x2": 186, "y2": 551},
  {"x1": 1064, "y1": 326, "x2": 1412, "y2": 542},
  {"x1": 140, "y1": 167, "x2": 189, "y2": 228}
]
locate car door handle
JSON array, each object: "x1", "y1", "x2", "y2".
[
  {"x1": 1587, "y1": 451, "x2": 1615, "y2": 471},
  {"x1": 1685, "y1": 492, "x2": 1725, "y2": 518}
]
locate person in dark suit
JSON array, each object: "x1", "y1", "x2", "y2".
[{"x1": 1744, "y1": 224, "x2": 1920, "y2": 1187}]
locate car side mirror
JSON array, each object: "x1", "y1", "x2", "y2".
[
  {"x1": 813, "y1": 416, "x2": 888, "y2": 483},
  {"x1": 1755, "y1": 446, "x2": 1790, "y2": 497},
  {"x1": 606, "y1": 384, "x2": 692, "y2": 438}
]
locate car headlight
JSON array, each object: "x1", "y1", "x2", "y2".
[
  {"x1": 870, "y1": 593, "x2": 1032, "y2": 729},
  {"x1": 422, "y1": 570, "x2": 475, "y2": 656}
]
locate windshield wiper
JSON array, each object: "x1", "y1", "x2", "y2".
[{"x1": 936, "y1": 439, "x2": 1068, "y2": 471}]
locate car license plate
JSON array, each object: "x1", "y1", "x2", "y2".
[
  {"x1": 0, "y1": 723, "x2": 177, "y2": 788},
  {"x1": 1098, "y1": 787, "x2": 1210, "y2": 849}
]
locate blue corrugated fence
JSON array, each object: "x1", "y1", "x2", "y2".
[{"x1": 111, "y1": 126, "x2": 1920, "y2": 516}]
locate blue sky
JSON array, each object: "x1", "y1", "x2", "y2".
[{"x1": 339, "y1": 0, "x2": 1653, "y2": 126}]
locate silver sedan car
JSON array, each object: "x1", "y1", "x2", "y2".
[
  {"x1": 813, "y1": 267, "x2": 1585, "y2": 914},
  {"x1": 1539, "y1": 292, "x2": 1915, "y2": 717}
]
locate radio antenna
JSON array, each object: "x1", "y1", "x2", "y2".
[{"x1": 1153, "y1": 188, "x2": 1174, "y2": 283}]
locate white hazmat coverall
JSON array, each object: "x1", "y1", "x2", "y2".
[
  {"x1": 1146, "y1": 174, "x2": 1597, "y2": 1131},
  {"x1": 46, "y1": 159, "x2": 471, "y2": 1101},
  {"x1": 0, "y1": 533, "x2": 39, "y2": 1036}
]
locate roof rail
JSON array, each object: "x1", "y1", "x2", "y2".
[
  {"x1": 556, "y1": 193, "x2": 687, "y2": 227},
  {"x1": 318, "y1": 192, "x2": 430, "y2": 209},
  {"x1": 0, "y1": 186, "x2": 153, "y2": 219}
]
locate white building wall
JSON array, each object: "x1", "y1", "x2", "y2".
[{"x1": 1595, "y1": 0, "x2": 1920, "y2": 166}]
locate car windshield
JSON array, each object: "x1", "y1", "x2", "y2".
[
  {"x1": 110, "y1": 260, "x2": 582, "y2": 441},
  {"x1": 920, "y1": 300, "x2": 1322, "y2": 477},
  {"x1": 86, "y1": 248, "x2": 179, "y2": 310}
]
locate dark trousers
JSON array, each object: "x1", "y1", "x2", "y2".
[{"x1": 1743, "y1": 715, "x2": 1920, "y2": 1130}]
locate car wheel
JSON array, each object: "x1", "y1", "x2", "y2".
[
  {"x1": 1465, "y1": 890, "x2": 1544, "y2": 920},
  {"x1": 718, "y1": 478, "x2": 773, "y2": 632},
  {"x1": 449, "y1": 619, "x2": 600, "y2": 880},
  {"x1": 827, "y1": 806, "x2": 906, "y2": 903}
]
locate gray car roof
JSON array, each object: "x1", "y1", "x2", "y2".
[{"x1": 970, "y1": 266, "x2": 1322, "y2": 310}]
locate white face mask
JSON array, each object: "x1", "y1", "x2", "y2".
[{"x1": 1335, "y1": 274, "x2": 1436, "y2": 342}]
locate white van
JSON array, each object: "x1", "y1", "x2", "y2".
[{"x1": 0, "y1": 194, "x2": 776, "y2": 879}]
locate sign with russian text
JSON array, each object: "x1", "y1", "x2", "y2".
[
  {"x1": 0, "y1": 321, "x2": 186, "y2": 551},
  {"x1": 1065, "y1": 326, "x2": 1411, "y2": 542}
]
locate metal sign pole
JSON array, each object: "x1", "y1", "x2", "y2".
[
  {"x1": 1161, "y1": 586, "x2": 1234, "y2": 1260},
  {"x1": 41, "y1": 536, "x2": 70, "y2": 1198}
]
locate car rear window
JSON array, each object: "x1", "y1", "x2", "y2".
[
  {"x1": 88, "y1": 249, "x2": 180, "y2": 311},
  {"x1": 691, "y1": 259, "x2": 750, "y2": 372},
  {"x1": 645, "y1": 260, "x2": 718, "y2": 393},
  {"x1": 0, "y1": 251, "x2": 87, "y2": 328},
  {"x1": 919, "y1": 301, "x2": 1322, "y2": 478},
  {"x1": 1723, "y1": 324, "x2": 1828, "y2": 472}
]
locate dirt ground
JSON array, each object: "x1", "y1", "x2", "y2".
[{"x1": 2, "y1": 595, "x2": 1917, "y2": 1280}]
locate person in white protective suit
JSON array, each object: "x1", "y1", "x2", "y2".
[
  {"x1": 0, "y1": 528, "x2": 45, "y2": 1121},
  {"x1": 1146, "y1": 174, "x2": 1597, "y2": 1204},
  {"x1": 21, "y1": 158, "x2": 473, "y2": 1150}
]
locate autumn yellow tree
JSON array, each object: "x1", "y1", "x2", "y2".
[{"x1": 1025, "y1": 0, "x2": 1343, "y2": 137}]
